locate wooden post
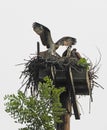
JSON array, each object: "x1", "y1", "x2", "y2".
[
  {"x1": 64, "y1": 96, "x2": 72, "y2": 130},
  {"x1": 56, "y1": 95, "x2": 71, "y2": 130},
  {"x1": 56, "y1": 112, "x2": 70, "y2": 130},
  {"x1": 64, "y1": 112, "x2": 70, "y2": 130},
  {"x1": 37, "y1": 41, "x2": 40, "y2": 60}
]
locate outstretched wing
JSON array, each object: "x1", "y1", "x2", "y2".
[
  {"x1": 32, "y1": 22, "x2": 53, "y2": 48},
  {"x1": 55, "y1": 36, "x2": 76, "y2": 47}
]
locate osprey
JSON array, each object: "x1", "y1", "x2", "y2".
[
  {"x1": 32, "y1": 22, "x2": 76, "y2": 56},
  {"x1": 62, "y1": 48, "x2": 82, "y2": 60}
]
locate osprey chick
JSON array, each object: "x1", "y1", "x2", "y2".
[
  {"x1": 62, "y1": 48, "x2": 82, "y2": 60},
  {"x1": 33, "y1": 22, "x2": 76, "y2": 55}
]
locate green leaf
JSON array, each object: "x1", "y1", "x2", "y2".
[
  {"x1": 4, "y1": 77, "x2": 66, "y2": 130},
  {"x1": 77, "y1": 58, "x2": 90, "y2": 69}
]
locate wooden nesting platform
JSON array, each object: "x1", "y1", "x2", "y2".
[{"x1": 38, "y1": 57, "x2": 90, "y2": 95}]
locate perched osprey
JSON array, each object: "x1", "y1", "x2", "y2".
[
  {"x1": 32, "y1": 22, "x2": 76, "y2": 56},
  {"x1": 70, "y1": 48, "x2": 82, "y2": 60}
]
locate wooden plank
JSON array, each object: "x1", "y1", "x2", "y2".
[{"x1": 66, "y1": 67, "x2": 80, "y2": 119}]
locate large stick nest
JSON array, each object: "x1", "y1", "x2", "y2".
[{"x1": 19, "y1": 50, "x2": 103, "y2": 97}]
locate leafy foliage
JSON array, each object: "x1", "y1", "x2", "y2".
[
  {"x1": 77, "y1": 58, "x2": 90, "y2": 69},
  {"x1": 4, "y1": 77, "x2": 66, "y2": 130}
]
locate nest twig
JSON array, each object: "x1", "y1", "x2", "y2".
[{"x1": 88, "y1": 49, "x2": 104, "y2": 90}]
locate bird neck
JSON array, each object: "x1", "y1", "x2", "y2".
[
  {"x1": 66, "y1": 46, "x2": 72, "y2": 57},
  {"x1": 48, "y1": 47, "x2": 55, "y2": 55}
]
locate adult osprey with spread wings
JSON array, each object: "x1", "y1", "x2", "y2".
[{"x1": 32, "y1": 22, "x2": 76, "y2": 56}]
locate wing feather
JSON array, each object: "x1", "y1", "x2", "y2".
[
  {"x1": 32, "y1": 22, "x2": 53, "y2": 48},
  {"x1": 55, "y1": 36, "x2": 76, "y2": 46}
]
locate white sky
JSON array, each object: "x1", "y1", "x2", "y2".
[{"x1": 0, "y1": 0, "x2": 106, "y2": 129}]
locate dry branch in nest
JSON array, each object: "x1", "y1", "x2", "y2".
[{"x1": 88, "y1": 49, "x2": 104, "y2": 90}]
